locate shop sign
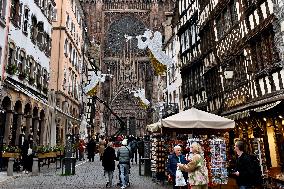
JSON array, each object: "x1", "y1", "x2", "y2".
[{"x1": 225, "y1": 95, "x2": 247, "y2": 108}]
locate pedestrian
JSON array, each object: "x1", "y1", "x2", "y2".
[
  {"x1": 166, "y1": 145, "x2": 188, "y2": 189},
  {"x1": 21, "y1": 139, "x2": 33, "y2": 173},
  {"x1": 78, "y1": 139, "x2": 85, "y2": 161},
  {"x1": 129, "y1": 137, "x2": 138, "y2": 164},
  {"x1": 102, "y1": 142, "x2": 116, "y2": 188},
  {"x1": 233, "y1": 140, "x2": 254, "y2": 189},
  {"x1": 87, "y1": 137, "x2": 96, "y2": 162},
  {"x1": 177, "y1": 142, "x2": 208, "y2": 189},
  {"x1": 137, "y1": 138, "x2": 144, "y2": 163},
  {"x1": 99, "y1": 136, "x2": 106, "y2": 161},
  {"x1": 117, "y1": 139, "x2": 132, "y2": 189}
]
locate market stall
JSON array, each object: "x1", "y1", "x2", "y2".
[{"x1": 161, "y1": 108, "x2": 235, "y2": 187}]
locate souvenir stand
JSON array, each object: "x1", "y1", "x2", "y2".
[
  {"x1": 146, "y1": 122, "x2": 167, "y2": 183},
  {"x1": 161, "y1": 108, "x2": 235, "y2": 188}
]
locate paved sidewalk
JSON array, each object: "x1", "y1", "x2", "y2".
[{"x1": 0, "y1": 154, "x2": 171, "y2": 189}]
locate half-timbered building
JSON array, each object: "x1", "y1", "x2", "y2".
[{"x1": 177, "y1": 0, "x2": 284, "y2": 174}]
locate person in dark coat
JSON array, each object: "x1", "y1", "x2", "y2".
[
  {"x1": 166, "y1": 145, "x2": 188, "y2": 189},
  {"x1": 102, "y1": 142, "x2": 116, "y2": 188},
  {"x1": 233, "y1": 140, "x2": 254, "y2": 189},
  {"x1": 87, "y1": 138, "x2": 96, "y2": 162}
]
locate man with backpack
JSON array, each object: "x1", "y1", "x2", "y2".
[
  {"x1": 233, "y1": 140, "x2": 262, "y2": 189},
  {"x1": 117, "y1": 139, "x2": 132, "y2": 189}
]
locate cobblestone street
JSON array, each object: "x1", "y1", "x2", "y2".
[{"x1": 0, "y1": 154, "x2": 171, "y2": 189}]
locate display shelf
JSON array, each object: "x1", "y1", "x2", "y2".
[{"x1": 209, "y1": 138, "x2": 228, "y2": 185}]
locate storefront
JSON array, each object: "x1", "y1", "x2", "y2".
[{"x1": 226, "y1": 101, "x2": 284, "y2": 187}]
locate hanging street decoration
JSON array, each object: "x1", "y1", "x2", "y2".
[
  {"x1": 131, "y1": 88, "x2": 150, "y2": 109},
  {"x1": 125, "y1": 29, "x2": 173, "y2": 75},
  {"x1": 149, "y1": 50, "x2": 167, "y2": 75},
  {"x1": 84, "y1": 71, "x2": 112, "y2": 96}
]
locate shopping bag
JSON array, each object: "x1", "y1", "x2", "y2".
[
  {"x1": 175, "y1": 167, "x2": 187, "y2": 186},
  {"x1": 27, "y1": 148, "x2": 32, "y2": 156}
]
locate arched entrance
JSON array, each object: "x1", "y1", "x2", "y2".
[
  {"x1": 39, "y1": 110, "x2": 45, "y2": 145},
  {"x1": 1, "y1": 97, "x2": 12, "y2": 146},
  {"x1": 10, "y1": 100, "x2": 23, "y2": 146},
  {"x1": 24, "y1": 103, "x2": 32, "y2": 140},
  {"x1": 32, "y1": 107, "x2": 39, "y2": 146}
]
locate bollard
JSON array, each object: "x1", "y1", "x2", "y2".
[
  {"x1": 32, "y1": 158, "x2": 39, "y2": 176},
  {"x1": 7, "y1": 158, "x2": 14, "y2": 176}
]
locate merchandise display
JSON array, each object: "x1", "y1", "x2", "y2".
[
  {"x1": 209, "y1": 138, "x2": 228, "y2": 184},
  {"x1": 186, "y1": 136, "x2": 229, "y2": 185},
  {"x1": 150, "y1": 136, "x2": 166, "y2": 181}
]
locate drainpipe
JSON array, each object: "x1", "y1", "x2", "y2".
[
  {"x1": 56, "y1": 0, "x2": 64, "y2": 91},
  {"x1": 1, "y1": 0, "x2": 12, "y2": 81}
]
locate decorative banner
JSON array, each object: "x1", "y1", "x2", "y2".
[
  {"x1": 149, "y1": 50, "x2": 167, "y2": 75},
  {"x1": 135, "y1": 30, "x2": 173, "y2": 66}
]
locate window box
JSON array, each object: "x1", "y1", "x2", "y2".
[
  {"x1": 6, "y1": 64, "x2": 18, "y2": 75},
  {"x1": 2, "y1": 152, "x2": 21, "y2": 159}
]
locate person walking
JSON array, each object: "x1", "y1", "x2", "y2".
[
  {"x1": 117, "y1": 139, "x2": 132, "y2": 189},
  {"x1": 233, "y1": 140, "x2": 254, "y2": 189},
  {"x1": 98, "y1": 136, "x2": 106, "y2": 161},
  {"x1": 102, "y1": 142, "x2": 116, "y2": 188},
  {"x1": 87, "y1": 137, "x2": 96, "y2": 162},
  {"x1": 166, "y1": 145, "x2": 188, "y2": 189},
  {"x1": 137, "y1": 138, "x2": 144, "y2": 164},
  {"x1": 177, "y1": 142, "x2": 208, "y2": 189},
  {"x1": 78, "y1": 139, "x2": 85, "y2": 161}
]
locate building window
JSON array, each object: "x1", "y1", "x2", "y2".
[
  {"x1": 0, "y1": 0, "x2": 7, "y2": 20},
  {"x1": 250, "y1": 28, "x2": 276, "y2": 73},
  {"x1": 64, "y1": 39, "x2": 68, "y2": 56},
  {"x1": 215, "y1": 0, "x2": 238, "y2": 39},
  {"x1": 37, "y1": 21, "x2": 44, "y2": 48},
  {"x1": 69, "y1": 44, "x2": 72, "y2": 62},
  {"x1": 10, "y1": 0, "x2": 20, "y2": 26},
  {"x1": 45, "y1": 33, "x2": 51, "y2": 56},
  {"x1": 23, "y1": 7, "x2": 29, "y2": 34},
  {"x1": 30, "y1": 16, "x2": 37, "y2": 43},
  {"x1": 66, "y1": 14, "x2": 70, "y2": 28},
  {"x1": 18, "y1": 50, "x2": 26, "y2": 73},
  {"x1": 8, "y1": 42, "x2": 16, "y2": 66}
]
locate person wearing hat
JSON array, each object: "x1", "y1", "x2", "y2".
[{"x1": 117, "y1": 139, "x2": 132, "y2": 189}]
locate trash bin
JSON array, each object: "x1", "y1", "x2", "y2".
[{"x1": 62, "y1": 157, "x2": 76, "y2": 175}]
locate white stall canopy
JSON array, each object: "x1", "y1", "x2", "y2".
[{"x1": 162, "y1": 108, "x2": 235, "y2": 129}]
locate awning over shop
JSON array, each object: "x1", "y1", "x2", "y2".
[
  {"x1": 253, "y1": 100, "x2": 281, "y2": 112},
  {"x1": 225, "y1": 110, "x2": 250, "y2": 120},
  {"x1": 162, "y1": 107, "x2": 235, "y2": 129},
  {"x1": 146, "y1": 122, "x2": 162, "y2": 132}
]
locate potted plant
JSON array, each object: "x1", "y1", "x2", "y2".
[
  {"x1": 6, "y1": 64, "x2": 18, "y2": 75},
  {"x1": 2, "y1": 146, "x2": 20, "y2": 158}
]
